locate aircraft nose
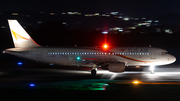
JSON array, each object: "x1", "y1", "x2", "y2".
[{"x1": 169, "y1": 55, "x2": 176, "y2": 63}]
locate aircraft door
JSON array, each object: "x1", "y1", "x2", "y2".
[{"x1": 150, "y1": 49, "x2": 156, "y2": 59}]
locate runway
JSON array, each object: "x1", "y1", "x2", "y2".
[
  {"x1": 0, "y1": 64, "x2": 180, "y2": 87},
  {"x1": 1, "y1": 64, "x2": 180, "y2": 99}
]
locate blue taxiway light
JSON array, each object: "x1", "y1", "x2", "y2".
[
  {"x1": 29, "y1": 83, "x2": 35, "y2": 87},
  {"x1": 17, "y1": 62, "x2": 22, "y2": 65}
]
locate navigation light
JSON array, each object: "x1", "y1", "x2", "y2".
[{"x1": 77, "y1": 56, "x2": 81, "y2": 60}]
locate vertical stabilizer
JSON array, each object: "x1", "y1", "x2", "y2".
[{"x1": 8, "y1": 20, "x2": 41, "y2": 48}]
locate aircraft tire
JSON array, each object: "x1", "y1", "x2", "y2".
[{"x1": 91, "y1": 69, "x2": 97, "y2": 75}]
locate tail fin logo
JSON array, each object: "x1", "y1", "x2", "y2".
[{"x1": 11, "y1": 30, "x2": 28, "y2": 41}]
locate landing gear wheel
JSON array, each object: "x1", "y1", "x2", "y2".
[
  {"x1": 150, "y1": 71, "x2": 154, "y2": 74},
  {"x1": 91, "y1": 69, "x2": 97, "y2": 75}
]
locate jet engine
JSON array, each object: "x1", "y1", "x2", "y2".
[{"x1": 108, "y1": 62, "x2": 125, "y2": 72}]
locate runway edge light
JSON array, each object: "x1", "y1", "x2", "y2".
[{"x1": 132, "y1": 80, "x2": 140, "y2": 84}]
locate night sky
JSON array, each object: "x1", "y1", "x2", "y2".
[{"x1": 1, "y1": 0, "x2": 180, "y2": 17}]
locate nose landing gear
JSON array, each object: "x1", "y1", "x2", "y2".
[{"x1": 149, "y1": 65, "x2": 155, "y2": 74}]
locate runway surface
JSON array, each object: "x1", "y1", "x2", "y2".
[
  {"x1": 0, "y1": 64, "x2": 180, "y2": 87},
  {"x1": 1, "y1": 64, "x2": 180, "y2": 99}
]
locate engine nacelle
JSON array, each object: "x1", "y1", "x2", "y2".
[{"x1": 108, "y1": 62, "x2": 125, "y2": 73}]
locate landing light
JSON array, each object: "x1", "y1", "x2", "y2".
[{"x1": 150, "y1": 65, "x2": 155, "y2": 71}]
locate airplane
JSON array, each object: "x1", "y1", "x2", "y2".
[{"x1": 4, "y1": 20, "x2": 176, "y2": 75}]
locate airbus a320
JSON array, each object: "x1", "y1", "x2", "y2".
[{"x1": 5, "y1": 20, "x2": 176, "y2": 75}]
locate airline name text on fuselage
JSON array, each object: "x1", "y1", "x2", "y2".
[{"x1": 128, "y1": 48, "x2": 149, "y2": 53}]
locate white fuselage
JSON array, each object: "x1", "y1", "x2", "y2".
[{"x1": 5, "y1": 47, "x2": 176, "y2": 67}]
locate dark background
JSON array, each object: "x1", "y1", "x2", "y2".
[{"x1": 0, "y1": 0, "x2": 180, "y2": 65}]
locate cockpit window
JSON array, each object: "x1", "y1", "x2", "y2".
[{"x1": 162, "y1": 52, "x2": 168, "y2": 55}]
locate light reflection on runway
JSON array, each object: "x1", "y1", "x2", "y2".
[
  {"x1": 33, "y1": 67, "x2": 180, "y2": 82},
  {"x1": 99, "y1": 67, "x2": 180, "y2": 82},
  {"x1": 0, "y1": 66, "x2": 180, "y2": 91},
  {"x1": 0, "y1": 66, "x2": 180, "y2": 83}
]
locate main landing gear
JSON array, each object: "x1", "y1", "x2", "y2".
[
  {"x1": 91, "y1": 66, "x2": 97, "y2": 75},
  {"x1": 91, "y1": 69, "x2": 97, "y2": 75}
]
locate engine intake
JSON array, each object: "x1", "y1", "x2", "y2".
[{"x1": 108, "y1": 62, "x2": 125, "y2": 73}]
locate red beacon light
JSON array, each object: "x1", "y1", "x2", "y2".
[
  {"x1": 103, "y1": 44, "x2": 108, "y2": 49},
  {"x1": 104, "y1": 44, "x2": 108, "y2": 48}
]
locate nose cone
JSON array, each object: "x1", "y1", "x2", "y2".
[{"x1": 169, "y1": 55, "x2": 176, "y2": 63}]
